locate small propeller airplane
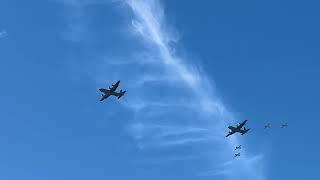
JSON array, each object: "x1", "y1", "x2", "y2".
[
  {"x1": 235, "y1": 145, "x2": 241, "y2": 150},
  {"x1": 281, "y1": 123, "x2": 288, "y2": 128},
  {"x1": 264, "y1": 123, "x2": 271, "y2": 129},
  {"x1": 99, "y1": 80, "x2": 126, "y2": 101},
  {"x1": 226, "y1": 120, "x2": 250, "y2": 137},
  {"x1": 234, "y1": 153, "x2": 240, "y2": 158}
]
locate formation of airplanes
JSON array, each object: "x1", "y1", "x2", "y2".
[
  {"x1": 226, "y1": 119, "x2": 289, "y2": 159},
  {"x1": 99, "y1": 80, "x2": 289, "y2": 159},
  {"x1": 234, "y1": 145, "x2": 241, "y2": 157},
  {"x1": 264, "y1": 122, "x2": 288, "y2": 130}
]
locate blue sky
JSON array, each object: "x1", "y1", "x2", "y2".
[{"x1": 1, "y1": 0, "x2": 320, "y2": 179}]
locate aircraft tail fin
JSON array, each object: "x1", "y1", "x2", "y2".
[
  {"x1": 118, "y1": 90, "x2": 126, "y2": 99},
  {"x1": 240, "y1": 128, "x2": 250, "y2": 135}
]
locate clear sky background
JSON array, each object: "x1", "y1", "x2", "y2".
[{"x1": 0, "y1": 0, "x2": 319, "y2": 180}]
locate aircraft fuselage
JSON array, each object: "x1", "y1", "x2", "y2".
[{"x1": 226, "y1": 120, "x2": 250, "y2": 137}]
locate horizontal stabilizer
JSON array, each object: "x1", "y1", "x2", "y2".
[{"x1": 118, "y1": 90, "x2": 126, "y2": 99}]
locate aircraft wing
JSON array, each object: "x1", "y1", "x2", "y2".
[
  {"x1": 237, "y1": 120, "x2": 247, "y2": 129},
  {"x1": 239, "y1": 128, "x2": 250, "y2": 135},
  {"x1": 100, "y1": 94, "x2": 110, "y2": 101},
  {"x1": 226, "y1": 131, "x2": 235, "y2": 137},
  {"x1": 99, "y1": 88, "x2": 109, "y2": 93},
  {"x1": 109, "y1": 80, "x2": 120, "y2": 92}
]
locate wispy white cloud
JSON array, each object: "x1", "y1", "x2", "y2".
[
  {"x1": 136, "y1": 154, "x2": 201, "y2": 165},
  {"x1": 157, "y1": 137, "x2": 209, "y2": 147},
  {"x1": 122, "y1": 0, "x2": 265, "y2": 179},
  {"x1": 199, "y1": 154, "x2": 265, "y2": 178},
  {"x1": 127, "y1": 122, "x2": 219, "y2": 148},
  {"x1": 124, "y1": 0, "x2": 229, "y2": 144}
]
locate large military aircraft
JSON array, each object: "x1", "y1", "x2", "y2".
[
  {"x1": 99, "y1": 80, "x2": 126, "y2": 101},
  {"x1": 235, "y1": 145, "x2": 241, "y2": 150},
  {"x1": 281, "y1": 123, "x2": 288, "y2": 128},
  {"x1": 226, "y1": 120, "x2": 250, "y2": 137},
  {"x1": 234, "y1": 153, "x2": 240, "y2": 158}
]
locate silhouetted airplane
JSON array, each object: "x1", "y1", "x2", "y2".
[
  {"x1": 235, "y1": 145, "x2": 241, "y2": 150},
  {"x1": 281, "y1": 123, "x2": 288, "y2": 128},
  {"x1": 234, "y1": 153, "x2": 240, "y2": 158},
  {"x1": 226, "y1": 120, "x2": 250, "y2": 137},
  {"x1": 264, "y1": 123, "x2": 271, "y2": 129},
  {"x1": 99, "y1": 80, "x2": 126, "y2": 101}
]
